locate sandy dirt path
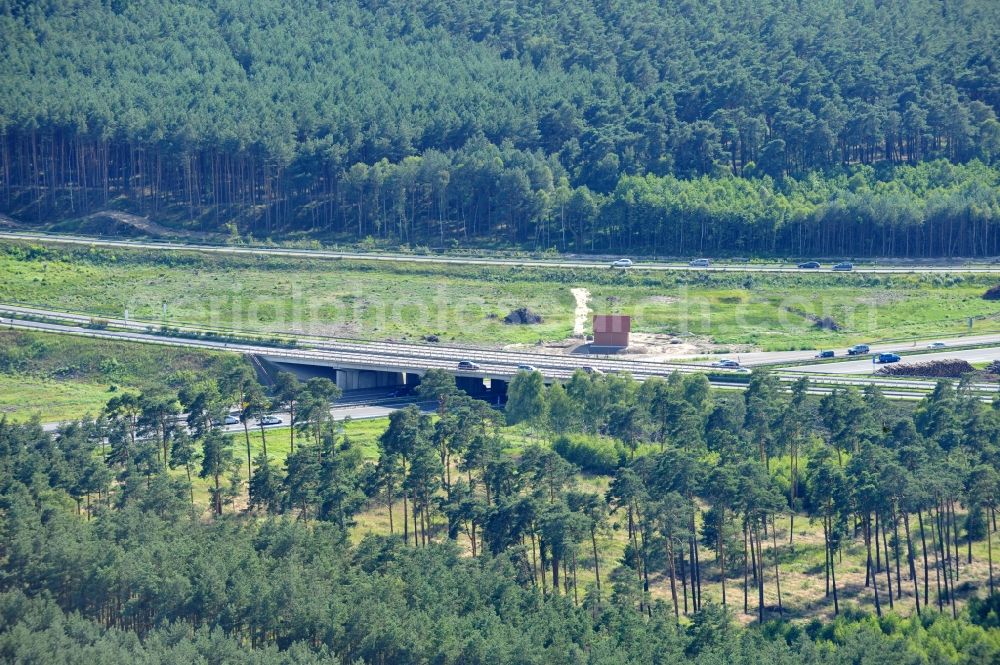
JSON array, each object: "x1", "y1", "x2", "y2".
[{"x1": 570, "y1": 287, "x2": 590, "y2": 336}]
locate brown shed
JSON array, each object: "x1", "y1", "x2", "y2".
[{"x1": 592, "y1": 314, "x2": 630, "y2": 348}]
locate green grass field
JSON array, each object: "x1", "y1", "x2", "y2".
[
  {"x1": 0, "y1": 328, "x2": 229, "y2": 421},
  {"x1": 2, "y1": 241, "x2": 999, "y2": 350},
  {"x1": 0, "y1": 376, "x2": 116, "y2": 422}
]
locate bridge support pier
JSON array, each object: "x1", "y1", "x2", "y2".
[
  {"x1": 455, "y1": 376, "x2": 486, "y2": 396},
  {"x1": 335, "y1": 369, "x2": 406, "y2": 391},
  {"x1": 405, "y1": 372, "x2": 422, "y2": 388},
  {"x1": 487, "y1": 378, "x2": 508, "y2": 406}
]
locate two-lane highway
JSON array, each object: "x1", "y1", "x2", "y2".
[{"x1": 4, "y1": 231, "x2": 1000, "y2": 273}]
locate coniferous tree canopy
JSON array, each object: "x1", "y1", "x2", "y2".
[
  {"x1": 4, "y1": 367, "x2": 1000, "y2": 661},
  {"x1": 1, "y1": 0, "x2": 999, "y2": 255}
]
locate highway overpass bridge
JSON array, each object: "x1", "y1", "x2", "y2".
[
  {"x1": 4, "y1": 306, "x2": 999, "y2": 403},
  {"x1": 0, "y1": 308, "x2": 710, "y2": 396}
]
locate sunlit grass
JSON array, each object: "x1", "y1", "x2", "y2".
[{"x1": 2, "y1": 243, "x2": 998, "y2": 350}]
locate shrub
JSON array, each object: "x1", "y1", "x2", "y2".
[
  {"x1": 503, "y1": 307, "x2": 543, "y2": 324},
  {"x1": 552, "y1": 434, "x2": 626, "y2": 474},
  {"x1": 983, "y1": 285, "x2": 1000, "y2": 300},
  {"x1": 814, "y1": 316, "x2": 839, "y2": 331}
]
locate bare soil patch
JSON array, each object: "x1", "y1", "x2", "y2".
[{"x1": 570, "y1": 288, "x2": 590, "y2": 337}]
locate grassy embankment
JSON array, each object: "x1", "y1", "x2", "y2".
[
  {"x1": 1, "y1": 241, "x2": 999, "y2": 351},
  {"x1": 0, "y1": 329, "x2": 233, "y2": 422}
]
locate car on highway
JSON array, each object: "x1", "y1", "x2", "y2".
[
  {"x1": 815, "y1": 350, "x2": 835, "y2": 358},
  {"x1": 258, "y1": 415, "x2": 282, "y2": 426},
  {"x1": 875, "y1": 352, "x2": 901, "y2": 364},
  {"x1": 611, "y1": 258, "x2": 633, "y2": 268},
  {"x1": 689, "y1": 258, "x2": 710, "y2": 267},
  {"x1": 847, "y1": 344, "x2": 870, "y2": 355},
  {"x1": 927, "y1": 342, "x2": 947, "y2": 349},
  {"x1": 832, "y1": 262, "x2": 854, "y2": 271},
  {"x1": 580, "y1": 366, "x2": 604, "y2": 375},
  {"x1": 798, "y1": 261, "x2": 821, "y2": 269},
  {"x1": 711, "y1": 359, "x2": 741, "y2": 368},
  {"x1": 517, "y1": 364, "x2": 537, "y2": 372},
  {"x1": 223, "y1": 415, "x2": 240, "y2": 425},
  {"x1": 457, "y1": 360, "x2": 482, "y2": 370}
]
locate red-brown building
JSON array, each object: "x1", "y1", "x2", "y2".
[{"x1": 592, "y1": 314, "x2": 630, "y2": 348}]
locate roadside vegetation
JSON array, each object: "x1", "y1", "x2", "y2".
[{"x1": 2, "y1": 242, "x2": 998, "y2": 350}]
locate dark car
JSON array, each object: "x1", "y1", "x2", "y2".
[
  {"x1": 815, "y1": 350, "x2": 835, "y2": 358},
  {"x1": 798, "y1": 261, "x2": 821, "y2": 269},
  {"x1": 832, "y1": 262, "x2": 854, "y2": 271},
  {"x1": 875, "y1": 353, "x2": 901, "y2": 364}
]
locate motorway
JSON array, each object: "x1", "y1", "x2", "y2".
[
  {"x1": 789, "y1": 345, "x2": 1000, "y2": 375},
  {"x1": 719, "y1": 334, "x2": 1000, "y2": 367},
  {"x1": 5, "y1": 307, "x2": 1000, "y2": 404},
  {"x1": 9, "y1": 303, "x2": 1000, "y2": 379},
  {"x1": 0, "y1": 303, "x2": 701, "y2": 376},
  {"x1": 4, "y1": 231, "x2": 1000, "y2": 273},
  {"x1": 0, "y1": 312, "x2": 706, "y2": 382}
]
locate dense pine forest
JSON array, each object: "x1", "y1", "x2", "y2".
[
  {"x1": 6, "y1": 361, "x2": 1000, "y2": 661},
  {"x1": 2, "y1": 0, "x2": 1000, "y2": 255}
]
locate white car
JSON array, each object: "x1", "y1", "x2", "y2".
[
  {"x1": 611, "y1": 258, "x2": 634, "y2": 268},
  {"x1": 223, "y1": 415, "x2": 240, "y2": 425},
  {"x1": 689, "y1": 258, "x2": 710, "y2": 267},
  {"x1": 711, "y1": 359, "x2": 741, "y2": 368},
  {"x1": 927, "y1": 342, "x2": 947, "y2": 349},
  {"x1": 258, "y1": 415, "x2": 282, "y2": 426}
]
